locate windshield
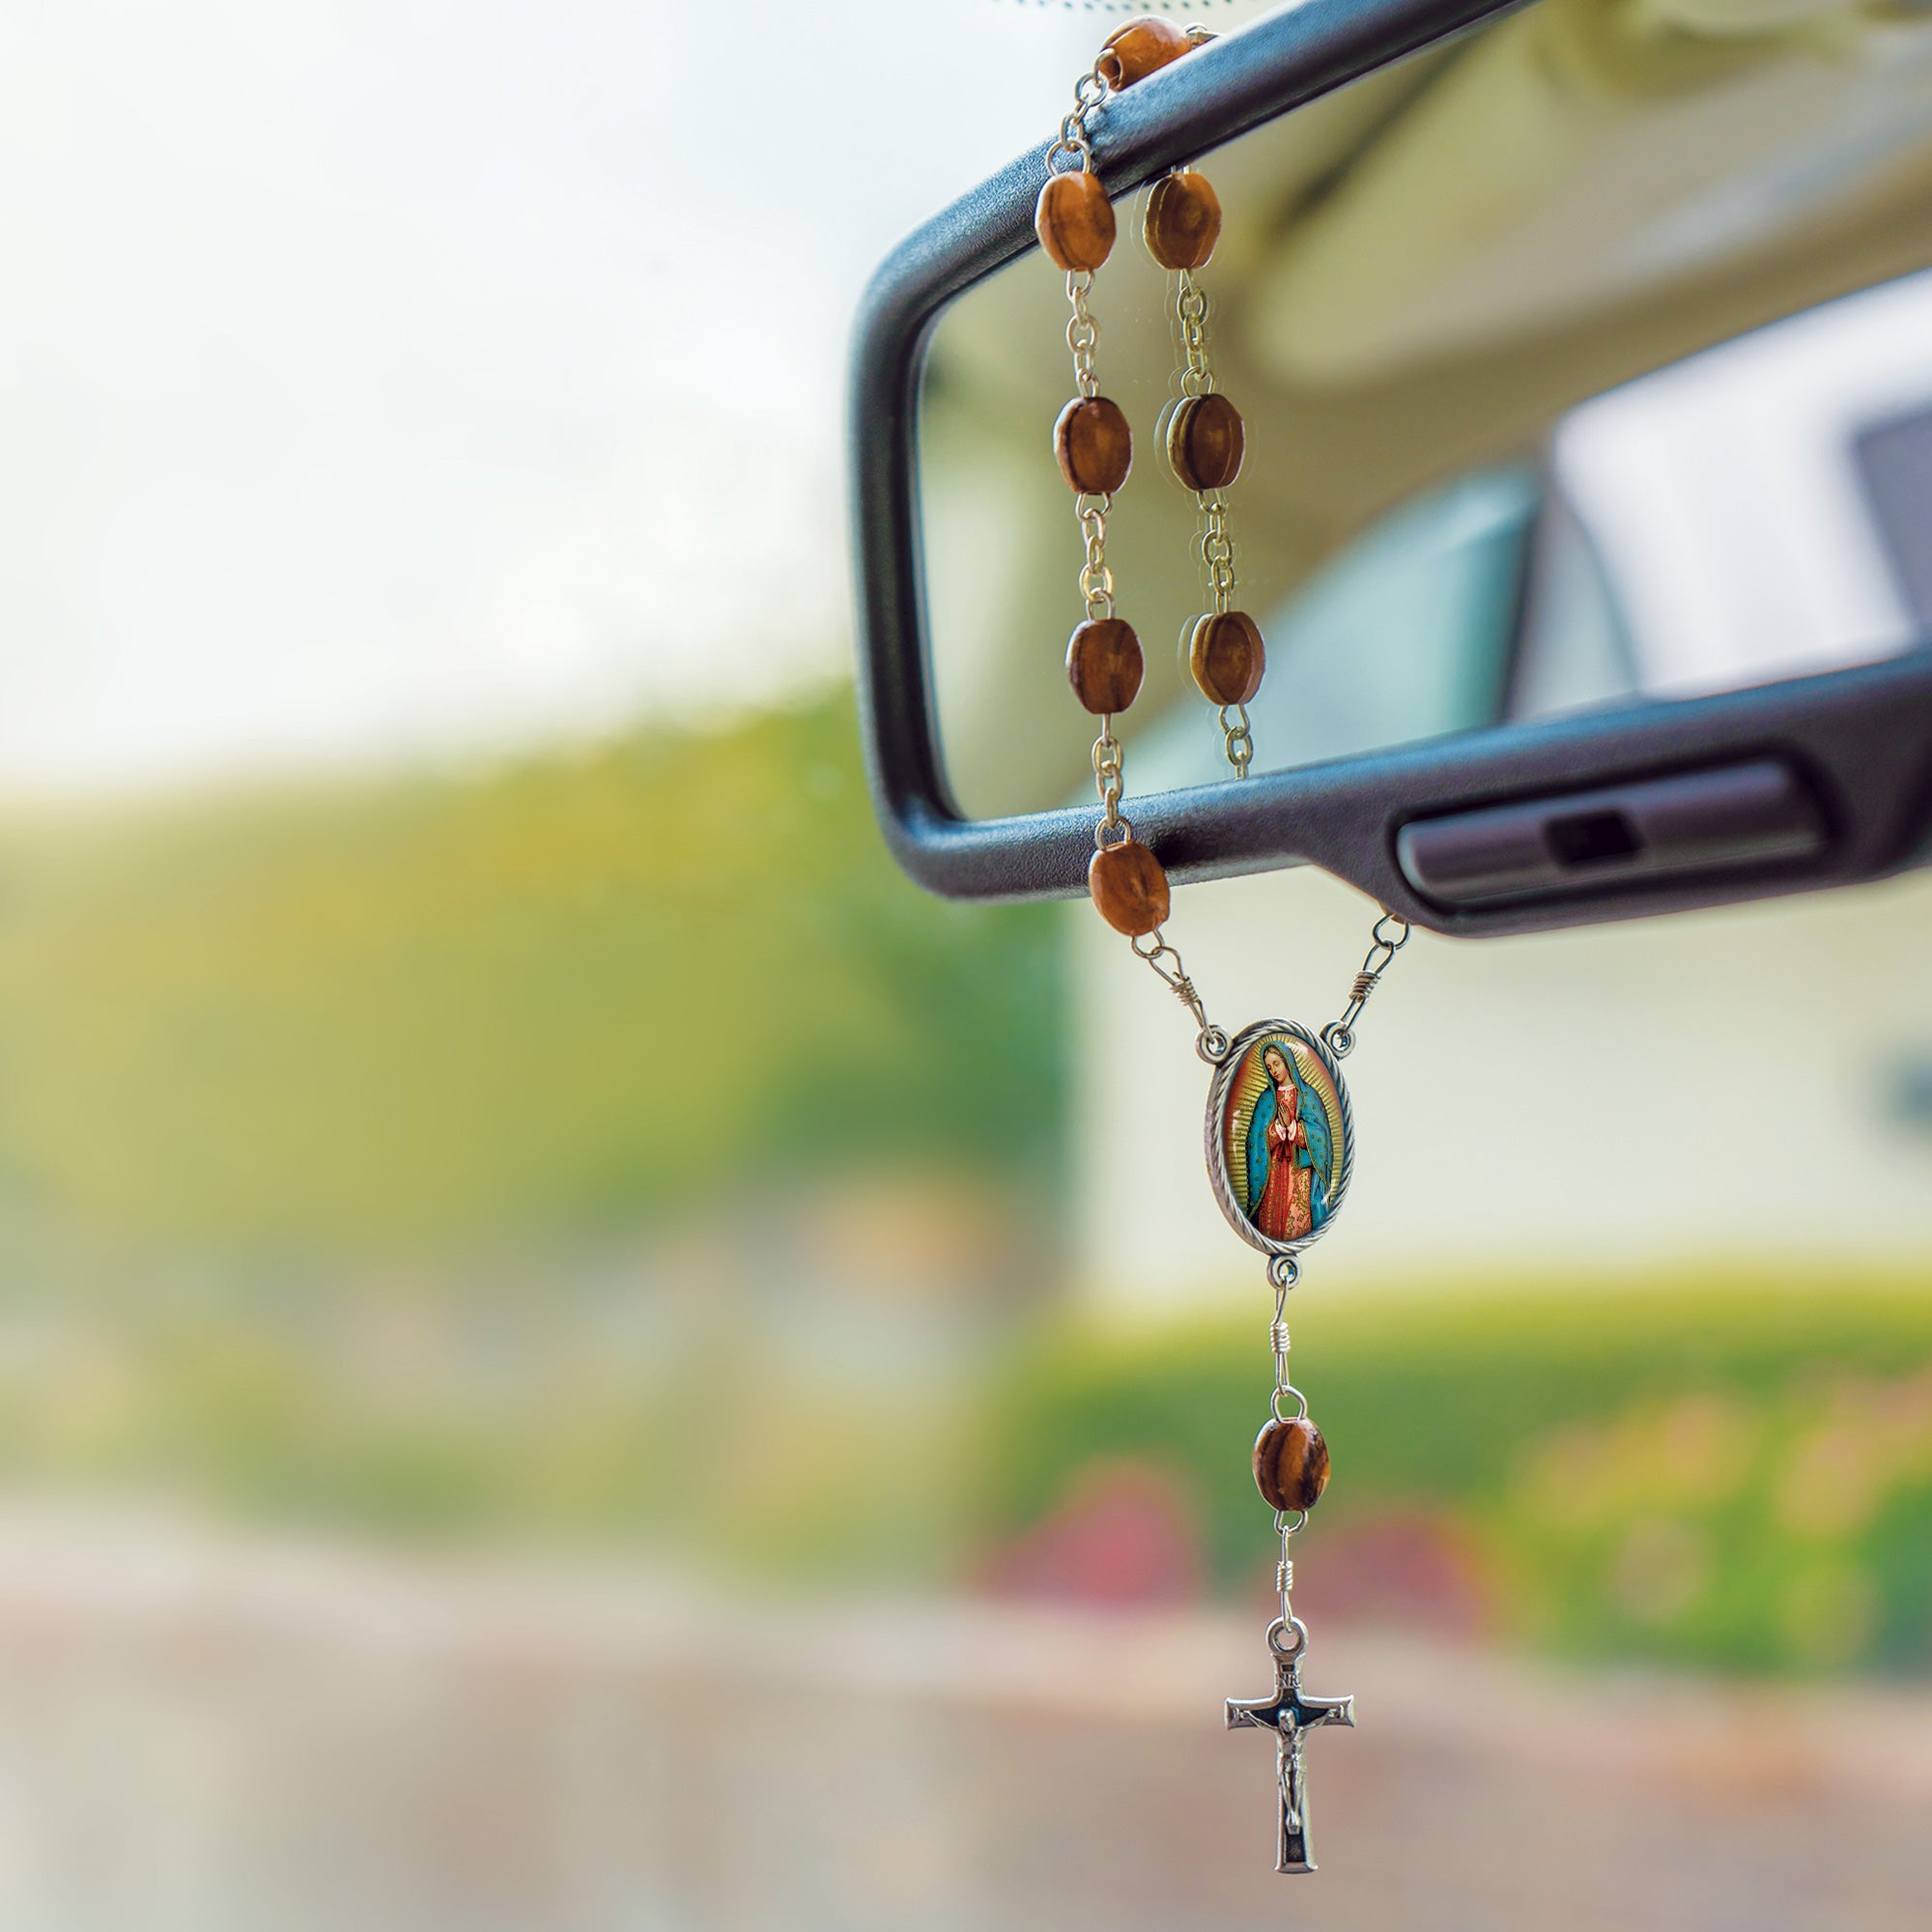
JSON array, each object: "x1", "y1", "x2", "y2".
[{"x1": 0, "y1": 5, "x2": 1927, "y2": 1927}]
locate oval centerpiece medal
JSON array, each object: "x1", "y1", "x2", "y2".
[{"x1": 1205, "y1": 1020, "x2": 1352, "y2": 1257}]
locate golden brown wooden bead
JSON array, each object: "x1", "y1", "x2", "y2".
[
  {"x1": 1088, "y1": 837, "x2": 1169, "y2": 936},
  {"x1": 1066, "y1": 618, "x2": 1144, "y2": 715},
  {"x1": 1035, "y1": 170, "x2": 1116, "y2": 273},
  {"x1": 1167, "y1": 392, "x2": 1244, "y2": 492},
  {"x1": 1144, "y1": 171, "x2": 1222, "y2": 270},
  {"x1": 1189, "y1": 611, "x2": 1264, "y2": 707},
  {"x1": 1253, "y1": 1417, "x2": 1330, "y2": 1514},
  {"x1": 1097, "y1": 15, "x2": 1196, "y2": 89},
  {"x1": 1055, "y1": 396, "x2": 1133, "y2": 496}
]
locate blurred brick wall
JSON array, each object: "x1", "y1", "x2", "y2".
[{"x1": 0, "y1": 1510, "x2": 1925, "y2": 1931}]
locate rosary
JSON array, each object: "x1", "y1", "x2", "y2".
[{"x1": 1038, "y1": 16, "x2": 1411, "y2": 1875}]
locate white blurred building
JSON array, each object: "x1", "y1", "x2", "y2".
[{"x1": 1072, "y1": 858, "x2": 1932, "y2": 1307}]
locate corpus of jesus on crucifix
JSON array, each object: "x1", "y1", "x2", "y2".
[{"x1": 1224, "y1": 1635, "x2": 1355, "y2": 1874}]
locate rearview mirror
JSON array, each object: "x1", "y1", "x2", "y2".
[{"x1": 849, "y1": 0, "x2": 1932, "y2": 934}]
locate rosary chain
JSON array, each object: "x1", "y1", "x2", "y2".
[
  {"x1": 1199, "y1": 492, "x2": 1235, "y2": 612},
  {"x1": 1321, "y1": 912, "x2": 1411, "y2": 1058},
  {"x1": 1126, "y1": 907, "x2": 1410, "y2": 1067},
  {"x1": 1175, "y1": 268, "x2": 1249, "y2": 780},
  {"x1": 1129, "y1": 928, "x2": 1224, "y2": 1058},
  {"x1": 1054, "y1": 55, "x2": 1125, "y2": 858},
  {"x1": 1063, "y1": 198, "x2": 1121, "y2": 838},
  {"x1": 1217, "y1": 702, "x2": 1253, "y2": 779},
  {"x1": 1064, "y1": 271, "x2": 1111, "y2": 623},
  {"x1": 1075, "y1": 486, "x2": 1113, "y2": 618},
  {"x1": 1045, "y1": 57, "x2": 1111, "y2": 173},
  {"x1": 1066, "y1": 272, "x2": 1100, "y2": 401},
  {"x1": 1092, "y1": 721, "x2": 1127, "y2": 847},
  {"x1": 1266, "y1": 1256, "x2": 1308, "y2": 1632},
  {"x1": 1176, "y1": 268, "x2": 1213, "y2": 398}
]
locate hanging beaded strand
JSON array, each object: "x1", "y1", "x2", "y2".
[
  {"x1": 1036, "y1": 15, "x2": 1209, "y2": 943},
  {"x1": 1037, "y1": 35, "x2": 1158, "y2": 941},
  {"x1": 1255, "y1": 1253, "x2": 1326, "y2": 1645},
  {"x1": 1147, "y1": 165, "x2": 1264, "y2": 778},
  {"x1": 1030, "y1": 16, "x2": 1416, "y2": 1876}
]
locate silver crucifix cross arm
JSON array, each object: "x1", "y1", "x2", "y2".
[{"x1": 1225, "y1": 1657, "x2": 1354, "y2": 1873}]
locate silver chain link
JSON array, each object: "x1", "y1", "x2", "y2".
[
  {"x1": 1045, "y1": 60, "x2": 1110, "y2": 173},
  {"x1": 1217, "y1": 702, "x2": 1252, "y2": 779},
  {"x1": 1321, "y1": 912, "x2": 1411, "y2": 1058},
  {"x1": 1199, "y1": 491, "x2": 1235, "y2": 612},
  {"x1": 1128, "y1": 928, "x2": 1227, "y2": 1063},
  {"x1": 1091, "y1": 723, "x2": 1126, "y2": 846},
  {"x1": 1266, "y1": 1255, "x2": 1307, "y2": 1632},
  {"x1": 1176, "y1": 268, "x2": 1213, "y2": 397},
  {"x1": 1076, "y1": 489, "x2": 1114, "y2": 618},
  {"x1": 1066, "y1": 271, "x2": 1100, "y2": 401}
]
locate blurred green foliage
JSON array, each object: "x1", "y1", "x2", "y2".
[
  {"x1": 0, "y1": 1282, "x2": 672, "y2": 1540},
  {"x1": 1, "y1": 1259, "x2": 1926, "y2": 1680},
  {"x1": 0, "y1": 1249, "x2": 989, "y2": 1585},
  {"x1": 982, "y1": 1272, "x2": 1932, "y2": 1676},
  {"x1": 0, "y1": 694, "x2": 1922, "y2": 1685},
  {"x1": 0, "y1": 691, "x2": 1065, "y2": 1245}
]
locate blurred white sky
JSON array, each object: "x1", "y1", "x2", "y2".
[{"x1": 0, "y1": 1, "x2": 1263, "y2": 797}]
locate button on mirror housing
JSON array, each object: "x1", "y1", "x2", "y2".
[{"x1": 1395, "y1": 763, "x2": 1828, "y2": 910}]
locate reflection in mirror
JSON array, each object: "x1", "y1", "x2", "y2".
[{"x1": 919, "y1": 0, "x2": 1932, "y2": 820}]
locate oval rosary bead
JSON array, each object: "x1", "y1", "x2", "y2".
[
  {"x1": 1066, "y1": 618, "x2": 1144, "y2": 715},
  {"x1": 1144, "y1": 171, "x2": 1222, "y2": 270},
  {"x1": 1167, "y1": 392, "x2": 1245, "y2": 492},
  {"x1": 1097, "y1": 15, "x2": 1196, "y2": 89},
  {"x1": 1189, "y1": 611, "x2": 1265, "y2": 707},
  {"x1": 1253, "y1": 1416, "x2": 1330, "y2": 1514},
  {"x1": 1055, "y1": 396, "x2": 1133, "y2": 496},
  {"x1": 1036, "y1": 170, "x2": 1116, "y2": 272},
  {"x1": 1088, "y1": 837, "x2": 1170, "y2": 936}
]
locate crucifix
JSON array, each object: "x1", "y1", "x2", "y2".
[{"x1": 1225, "y1": 1632, "x2": 1354, "y2": 1874}]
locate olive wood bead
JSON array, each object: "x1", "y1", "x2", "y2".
[
  {"x1": 1145, "y1": 171, "x2": 1221, "y2": 270},
  {"x1": 1088, "y1": 837, "x2": 1169, "y2": 936},
  {"x1": 1167, "y1": 392, "x2": 1244, "y2": 492},
  {"x1": 1055, "y1": 396, "x2": 1133, "y2": 496},
  {"x1": 1066, "y1": 618, "x2": 1144, "y2": 715},
  {"x1": 1098, "y1": 15, "x2": 1196, "y2": 89},
  {"x1": 1189, "y1": 611, "x2": 1265, "y2": 706},
  {"x1": 1036, "y1": 171, "x2": 1116, "y2": 273},
  {"x1": 1253, "y1": 1416, "x2": 1329, "y2": 1514}
]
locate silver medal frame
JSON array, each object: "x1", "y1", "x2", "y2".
[{"x1": 1205, "y1": 1019, "x2": 1354, "y2": 1260}]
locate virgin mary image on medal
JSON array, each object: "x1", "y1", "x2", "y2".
[{"x1": 1206, "y1": 1021, "x2": 1353, "y2": 1256}]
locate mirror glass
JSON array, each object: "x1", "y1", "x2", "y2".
[{"x1": 919, "y1": 0, "x2": 1932, "y2": 819}]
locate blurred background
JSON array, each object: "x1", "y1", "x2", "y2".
[{"x1": 0, "y1": 2, "x2": 1929, "y2": 1928}]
